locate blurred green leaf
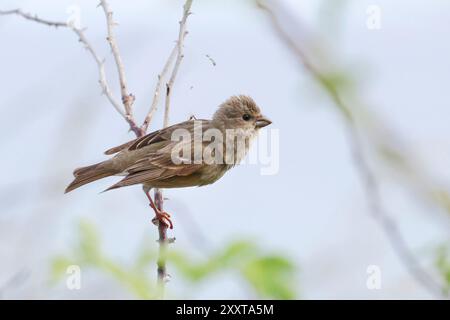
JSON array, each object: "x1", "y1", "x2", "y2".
[
  {"x1": 320, "y1": 70, "x2": 354, "y2": 94},
  {"x1": 51, "y1": 222, "x2": 298, "y2": 299},
  {"x1": 98, "y1": 259, "x2": 153, "y2": 299},
  {"x1": 435, "y1": 245, "x2": 450, "y2": 295},
  {"x1": 242, "y1": 256, "x2": 296, "y2": 299},
  {"x1": 376, "y1": 143, "x2": 410, "y2": 170},
  {"x1": 168, "y1": 240, "x2": 258, "y2": 281},
  {"x1": 50, "y1": 256, "x2": 74, "y2": 282},
  {"x1": 134, "y1": 244, "x2": 157, "y2": 272},
  {"x1": 50, "y1": 221, "x2": 155, "y2": 298},
  {"x1": 218, "y1": 240, "x2": 258, "y2": 265},
  {"x1": 169, "y1": 240, "x2": 298, "y2": 299},
  {"x1": 76, "y1": 220, "x2": 102, "y2": 264}
]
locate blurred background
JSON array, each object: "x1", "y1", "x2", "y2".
[{"x1": 0, "y1": 0, "x2": 450, "y2": 299}]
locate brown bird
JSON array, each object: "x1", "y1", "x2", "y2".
[{"x1": 65, "y1": 95, "x2": 271, "y2": 228}]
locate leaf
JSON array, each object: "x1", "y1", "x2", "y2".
[
  {"x1": 434, "y1": 245, "x2": 450, "y2": 294},
  {"x1": 50, "y1": 222, "x2": 299, "y2": 299},
  {"x1": 98, "y1": 259, "x2": 153, "y2": 299},
  {"x1": 217, "y1": 240, "x2": 258, "y2": 266},
  {"x1": 50, "y1": 256, "x2": 74, "y2": 282},
  {"x1": 241, "y1": 255, "x2": 296, "y2": 299},
  {"x1": 168, "y1": 240, "x2": 258, "y2": 281},
  {"x1": 76, "y1": 220, "x2": 102, "y2": 264}
]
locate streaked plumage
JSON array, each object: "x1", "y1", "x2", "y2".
[{"x1": 65, "y1": 95, "x2": 271, "y2": 194}]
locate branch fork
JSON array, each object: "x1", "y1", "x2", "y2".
[{"x1": 1, "y1": 0, "x2": 194, "y2": 299}]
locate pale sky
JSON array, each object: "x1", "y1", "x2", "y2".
[{"x1": 1, "y1": 0, "x2": 449, "y2": 299}]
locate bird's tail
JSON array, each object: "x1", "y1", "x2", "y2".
[{"x1": 65, "y1": 160, "x2": 117, "y2": 193}]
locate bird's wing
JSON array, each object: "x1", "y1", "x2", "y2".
[
  {"x1": 104, "y1": 119, "x2": 210, "y2": 155},
  {"x1": 104, "y1": 140, "x2": 136, "y2": 155},
  {"x1": 105, "y1": 147, "x2": 206, "y2": 190},
  {"x1": 105, "y1": 120, "x2": 217, "y2": 190}
]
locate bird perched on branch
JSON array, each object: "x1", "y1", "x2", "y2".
[{"x1": 65, "y1": 95, "x2": 272, "y2": 228}]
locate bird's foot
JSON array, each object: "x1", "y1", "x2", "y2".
[
  {"x1": 145, "y1": 189, "x2": 174, "y2": 229},
  {"x1": 151, "y1": 209, "x2": 173, "y2": 229}
]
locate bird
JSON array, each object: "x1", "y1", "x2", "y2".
[{"x1": 65, "y1": 95, "x2": 272, "y2": 228}]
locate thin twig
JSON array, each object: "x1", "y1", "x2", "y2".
[
  {"x1": 72, "y1": 28, "x2": 126, "y2": 118},
  {"x1": 163, "y1": 0, "x2": 193, "y2": 128},
  {"x1": 205, "y1": 54, "x2": 217, "y2": 66},
  {"x1": 154, "y1": 190, "x2": 168, "y2": 298},
  {"x1": 3, "y1": 1, "x2": 195, "y2": 299},
  {"x1": 141, "y1": 45, "x2": 178, "y2": 133},
  {"x1": 153, "y1": 0, "x2": 194, "y2": 299},
  {"x1": 0, "y1": 9, "x2": 66, "y2": 27},
  {"x1": 98, "y1": 0, "x2": 142, "y2": 137},
  {"x1": 141, "y1": 0, "x2": 192, "y2": 133},
  {"x1": 257, "y1": 0, "x2": 446, "y2": 298},
  {"x1": 0, "y1": 8, "x2": 133, "y2": 125}
]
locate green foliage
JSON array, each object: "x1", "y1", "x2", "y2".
[
  {"x1": 169, "y1": 240, "x2": 296, "y2": 299},
  {"x1": 319, "y1": 70, "x2": 355, "y2": 95},
  {"x1": 51, "y1": 221, "x2": 298, "y2": 299},
  {"x1": 435, "y1": 244, "x2": 450, "y2": 295},
  {"x1": 313, "y1": 69, "x2": 355, "y2": 121},
  {"x1": 51, "y1": 220, "x2": 154, "y2": 299},
  {"x1": 242, "y1": 256, "x2": 295, "y2": 299}
]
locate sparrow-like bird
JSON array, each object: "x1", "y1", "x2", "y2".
[{"x1": 65, "y1": 95, "x2": 271, "y2": 228}]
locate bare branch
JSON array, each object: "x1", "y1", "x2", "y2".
[
  {"x1": 0, "y1": 8, "x2": 135, "y2": 126},
  {"x1": 257, "y1": 0, "x2": 447, "y2": 298},
  {"x1": 141, "y1": 45, "x2": 178, "y2": 133},
  {"x1": 0, "y1": 9, "x2": 66, "y2": 27},
  {"x1": 141, "y1": 0, "x2": 192, "y2": 133},
  {"x1": 3, "y1": 2, "x2": 196, "y2": 300},
  {"x1": 71, "y1": 28, "x2": 126, "y2": 118},
  {"x1": 98, "y1": 0, "x2": 136, "y2": 126},
  {"x1": 151, "y1": 0, "x2": 194, "y2": 298},
  {"x1": 154, "y1": 190, "x2": 168, "y2": 298},
  {"x1": 163, "y1": 0, "x2": 193, "y2": 128}
]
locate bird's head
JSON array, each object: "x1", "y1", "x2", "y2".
[{"x1": 212, "y1": 95, "x2": 272, "y2": 131}]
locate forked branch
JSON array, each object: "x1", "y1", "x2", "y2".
[
  {"x1": 151, "y1": 0, "x2": 193, "y2": 299},
  {"x1": 1, "y1": 0, "x2": 195, "y2": 299},
  {"x1": 163, "y1": 0, "x2": 193, "y2": 128},
  {"x1": 141, "y1": 0, "x2": 193, "y2": 133},
  {"x1": 0, "y1": 7, "x2": 141, "y2": 134},
  {"x1": 98, "y1": 0, "x2": 140, "y2": 136},
  {"x1": 141, "y1": 45, "x2": 178, "y2": 133}
]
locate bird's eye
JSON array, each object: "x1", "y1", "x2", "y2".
[{"x1": 242, "y1": 114, "x2": 251, "y2": 121}]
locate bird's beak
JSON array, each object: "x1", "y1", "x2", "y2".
[{"x1": 255, "y1": 115, "x2": 272, "y2": 128}]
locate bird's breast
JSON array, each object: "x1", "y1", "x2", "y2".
[
  {"x1": 226, "y1": 128, "x2": 257, "y2": 165},
  {"x1": 197, "y1": 164, "x2": 229, "y2": 186}
]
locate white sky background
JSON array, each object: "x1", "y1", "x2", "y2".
[{"x1": 0, "y1": 0, "x2": 450, "y2": 299}]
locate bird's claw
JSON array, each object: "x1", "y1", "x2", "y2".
[
  {"x1": 145, "y1": 190, "x2": 174, "y2": 229},
  {"x1": 151, "y1": 210, "x2": 173, "y2": 229}
]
